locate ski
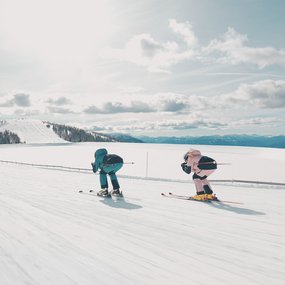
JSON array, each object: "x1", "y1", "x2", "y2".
[
  {"x1": 162, "y1": 192, "x2": 243, "y2": 204},
  {"x1": 78, "y1": 190, "x2": 111, "y2": 198},
  {"x1": 168, "y1": 192, "x2": 216, "y2": 201},
  {"x1": 161, "y1": 192, "x2": 211, "y2": 202},
  {"x1": 78, "y1": 190, "x2": 124, "y2": 199}
]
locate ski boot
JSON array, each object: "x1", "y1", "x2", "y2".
[
  {"x1": 204, "y1": 194, "x2": 214, "y2": 200},
  {"x1": 205, "y1": 194, "x2": 218, "y2": 201},
  {"x1": 110, "y1": 189, "x2": 123, "y2": 197},
  {"x1": 192, "y1": 193, "x2": 207, "y2": 201},
  {"x1": 97, "y1": 188, "x2": 109, "y2": 197}
]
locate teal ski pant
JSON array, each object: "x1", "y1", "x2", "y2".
[{"x1": 99, "y1": 163, "x2": 123, "y2": 189}]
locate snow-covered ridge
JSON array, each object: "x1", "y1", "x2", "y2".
[
  {"x1": 0, "y1": 118, "x2": 66, "y2": 144},
  {"x1": 0, "y1": 119, "x2": 120, "y2": 144}
]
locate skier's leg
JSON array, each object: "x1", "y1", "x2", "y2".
[
  {"x1": 192, "y1": 173, "x2": 205, "y2": 200},
  {"x1": 108, "y1": 163, "x2": 123, "y2": 196},
  {"x1": 199, "y1": 170, "x2": 216, "y2": 199},
  {"x1": 109, "y1": 172, "x2": 120, "y2": 190},
  {"x1": 100, "y1": 170, "x2": 108, "y2": 188},
  {"x1": 200, "y1": 178, "x2": 213, "y2": 194},
  {"x1": 193, "y1": 173, "x2": 204, "y2": 193},
  {"x1": 97, "y1": 170, "x2": 109, "y2": 196}
]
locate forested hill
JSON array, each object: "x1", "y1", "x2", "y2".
[
  {"x1": 49, "y1": 123, "x2": 117, "y2": 143},
  {"x1": 0, "y1": 130, "x2": 21, "y2": 144},
  {"x1": 0, "y1": 119, "x2": 140, "y2": 144}
]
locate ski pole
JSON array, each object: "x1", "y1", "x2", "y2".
[
  {"x1": 197, "y1": 162, "x2": 231, "y2": 165},
  {"x1": 102, "y1": 162, "x2": 135, "y2": 166}
]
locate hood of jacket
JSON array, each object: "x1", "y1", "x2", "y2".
[
  {"x1": 188, "y1": 148, "x2": 201, "y2": 157},
  {"x1": 95, "y1": 148, "x2": 108, "y2": 159},
  {"x1": 93, "y1": 148, "x2": 108, "y2": 172}
]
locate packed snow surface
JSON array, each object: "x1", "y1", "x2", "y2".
[{"x1": 1, "y1": 142, "x2": 285, "y2": 285}]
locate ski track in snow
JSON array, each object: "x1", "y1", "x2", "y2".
[
  {"x1": 1, "y1": 141, "x2": 285, "y2": 285},
  {"x1": 1, "y1": 160, "x2": 285, "y2": 285}
]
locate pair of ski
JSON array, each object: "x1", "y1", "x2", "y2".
[
  {"x1": 78, "y1": 190, "x2": 123, "y2": 198},
  {"x1": 161, "y1": 192, "x2": 243, "y2": 204}
]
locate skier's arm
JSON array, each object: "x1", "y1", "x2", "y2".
[
  {"x1": 187, "y1": 156, "x2": 199, "y2": 172},
  {"x1": 181, "y1": 162, "x2": 191, "y2": 174},
  {"x1": 91, "y1": 162, "x2": 98, "y2": 173}
]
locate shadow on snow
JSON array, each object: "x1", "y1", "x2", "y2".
[
  {"x1": 99, "y1": 197, "x2": 142, "y2": 210},
  {"x1": 209, "y1": 202, "x2": 266, "y2": 215}
]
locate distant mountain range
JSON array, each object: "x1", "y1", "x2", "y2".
[
  {"x1": 106, "y1": 133, "x2": 143, "y2": 143},
  {"x1": 1, "y1": 119, "x2": 284, "y2": 148},
  {"x1": 135, "y1": 135, "x2": 285, "y2": 148}
]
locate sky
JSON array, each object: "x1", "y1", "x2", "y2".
[{"x1": 0, "y1": 0, "x2": 285, "y2": 137}]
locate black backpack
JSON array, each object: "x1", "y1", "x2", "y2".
[
  {"x1": 103, "y1": 154, "x2": 123, "y2": 165},
  {"x1": 197, "y1": 156, "x2": 217, "y2": 170}
]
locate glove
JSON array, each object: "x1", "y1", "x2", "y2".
[
  {"x1": 91, "y1": 162, "x2": 96, "y2": 173},
  {"x1": 181, "y1": 162, "x2": 191, "y2": 174}
]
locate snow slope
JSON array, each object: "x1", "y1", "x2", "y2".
[
  {"x1": 0, "y1": 119, "x2": 66, "y2": 144},
  {"x1": 0, "y1": 142, "x2": 285, "y2": 183},
  {"x1": 1, "y1": 142, "x2": 285, "y2": 285}
]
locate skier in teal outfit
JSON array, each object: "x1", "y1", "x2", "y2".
[{"x1": 91, "y1": 148, "x2": 124, "y2": 196}]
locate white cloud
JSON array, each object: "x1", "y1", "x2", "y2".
[
  {"x1": 168, "y1": 19, "x2": 198, "y2": 47},
  {"x1": 0, "y1": 93, "x2": 31, "y2": 107},
  {"x1": 97, "y1": 117, "x2": 228, "y2": 133},
  {"x1": 82, "y1": 92, "x2": 209, "y2": 114},
  {"x1": 103, "y1": 32, "x2": 195, "y2": 73},
  {"x1": 226, "y1": 80, "x2": 285, "y2": 108},
  {"x1": 204, "y1": 27, "x2": 285, "y2": 68},
  {"x1": 46, "y1": 106, "x2": 76, "y2": 114},
  {"x1": 105, "y1": 115, "x2": 283, "y2": 134},
  {"x1": 155, "y1": 119, "x2": 226, "y2": 130},
  {"x1": 152, "y1": 93, "x2": 206, "y2": 112},
  {"x1": 84, "y1": 101, "x2": 155, "y2": 114},
  {"x1": 104, "y1": 23, "x2": 285, "y2": 73},
  {"x1": 231, "y1": 117, "x2": 283, "y2": 127},
  {"x1": 46, "y1": 97, "x2": 72, "y2": 106}
]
